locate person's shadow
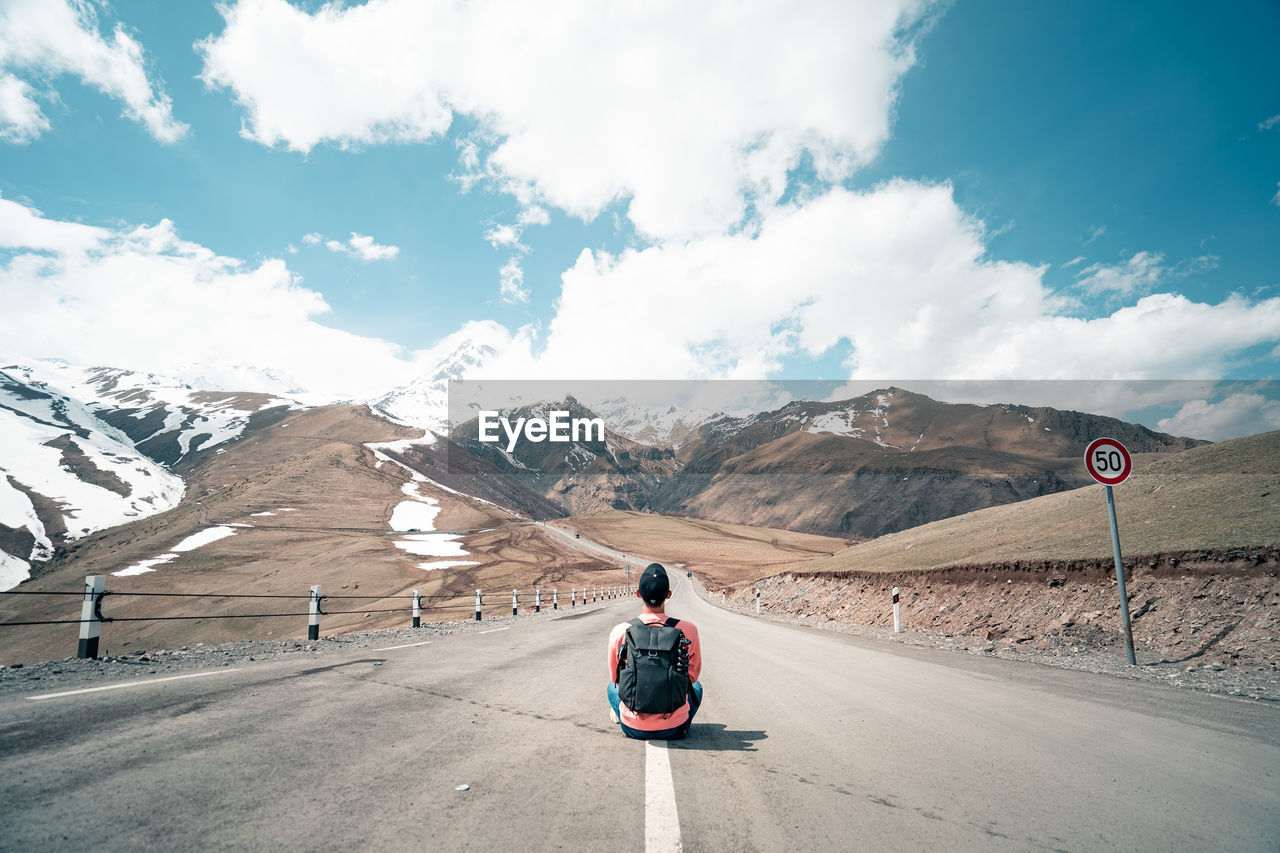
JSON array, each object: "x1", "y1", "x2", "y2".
[{"x1": 669, "y1": 724, "x2": 766, "y2": 751}]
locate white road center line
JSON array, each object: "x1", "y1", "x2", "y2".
[
  {"x1": 25, "y1": 669, "x2": 242, "y2": 701},
  {"x1": 373, "y1": 640, "x2": 432, "y2": 651},
  {"x1": 478, "y1": 626, "x2": 511, "y2": 634},
  {"x1": 645, "y1": 740, "x2": 683, "y2": 853}
]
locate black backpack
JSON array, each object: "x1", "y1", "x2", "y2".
[{"x1": 617, "y1": 617, "x2": 689, "y2": 714}]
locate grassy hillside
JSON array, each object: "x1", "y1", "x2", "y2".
[{"x1": 795, "y1": 430, "x2": 1279, "y2": 574}]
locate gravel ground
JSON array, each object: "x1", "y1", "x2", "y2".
[
  {"x1": 710, "y1": 588, "x2": 1280, "y2": 705},
  {"x1": 0, "y1": 601, "x2": 613, "y2": 697}
]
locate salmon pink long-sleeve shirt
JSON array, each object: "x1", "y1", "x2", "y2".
[{"x1": 608, "y1": 612, "x2": 701, "y2": 731}]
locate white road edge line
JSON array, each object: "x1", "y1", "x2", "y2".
[
  {"x1": 26, "y1": 669, "x2": 243, "y2": 701},
  {"x1": 373, "y1": 640, "x2": 432, "y2": 652},
  {"x1": 478, "y1": 627, "x2": 511, "y2": 634},
  {"x1": 646, "y1": 740, "x2": 683, "y2": 853}
]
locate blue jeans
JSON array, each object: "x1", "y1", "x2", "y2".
[{"x1": 607, "y1": 680, "x2": 703, "y2": 740}]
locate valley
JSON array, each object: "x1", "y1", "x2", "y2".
[{"x1": 1, "y1": 360, "x2": 1274, "y2": 686}]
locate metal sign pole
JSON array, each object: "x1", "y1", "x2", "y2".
[{"x1": 1105, "y1": 485, "x2": 1137, "y2": 665}]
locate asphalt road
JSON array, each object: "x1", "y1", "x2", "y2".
[{"x1": 2, "y1": 575, "x2": 1278, "y2": 851}]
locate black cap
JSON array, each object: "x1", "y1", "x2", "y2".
[{"x1": 638, "y1": 563, "x2": 670, "y2": 606}]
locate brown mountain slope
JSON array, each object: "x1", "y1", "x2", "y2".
[
  {"x1": 723, "y1": 431, "x2": 1279, "y2": 679},
  {"x1": 0, "y1": 406, "x2": 625, "y2": 665},
  {"x1": 796, "y1": 429, "x2": 1280, "y2": 574},
  {"x1": 653, "y1": 388, "x2": 1203, "y2": 537}
]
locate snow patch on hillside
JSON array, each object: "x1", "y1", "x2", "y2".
[
  {"x1": 0, "y1": 549, "x2": 31, "y2": 589},
  {"x1": 112, "y1": 526, "x2": 239, "y2": 577},
  {"x1": 0, "y1": 366, "x2": 187, "y2": 588},
  {"x1": 114, "y1": 553, "x2": 179, "y2": 577},
  {"x1": 172, "y1": 526, "x2": 239, "y2": 552},
  {"x1": 806, "y1": 407, "x2": 864, "y2": 438},
  {"x1": 416, "y1": 560, "x2": 478, "y2": 571},
  {"x1": 376, "y1": 449, "x2": 478, "y2": 570}
]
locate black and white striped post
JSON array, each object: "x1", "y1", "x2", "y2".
[
  {"x1": 535, "y1": 588, "x2": 541, "y2": 613},
  {"x1": 475, "y1": 589, "x2": 482, "y2": 621},
  {"x1": 308, "y1": 584, "x2": 321, "y2": 640},
  {"x1": 571, "y1": 587, "x2": 576, "y2": 607},
  {"x1": 892, "y1": 587, "x2": 901, "y2": 633},
  {"x1": 77, "y1": 575, "x2": 105, "y2": 659},
  {"x1": 553, "y1": 588, "x2": 558, "y2": 610},
  {"x1": 512, "y1": 588, "x2": 518, "y2": 616},
  {"x1": 755, "y1": 588, "x2": 760, "y2": 614},
  {"x1": 412, "y1": 588, "x2": 421, "y2": 628}
]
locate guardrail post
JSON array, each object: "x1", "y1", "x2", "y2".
[
  {"x1": 535, "y1": 588, "x2": 541, "y2": 613},
  {"x1": 512, "y1": 588, "x2": 518, "y2": 616},
  {"x1": 571, "y1": 587, "x2": 575, "y2": 607},
  {"x1": 308, "y1": 584, "x2": 321, "y2": 640},
  {"x1": 553, "y1": 588, "x2": 558, "y2": 610},
  {"x1": 755, "y1": 589, "x2": 760, "y2": 614},
  {"x1": 77, "y1": 575, "x2": 105, "y2": 659},
  {"x1": 892, "y1": 587, "x2": 901, "y2": 633},
  {"x1": 412, "y1": 588, "x2": 421, "y2": 628},
  {"x1": 475, "y1": 589, "x2": 482, "y2": 621}
]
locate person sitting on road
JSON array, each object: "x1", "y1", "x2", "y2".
[{"x1": 607, "y1": 563, "x2": 702, "y2": 740}]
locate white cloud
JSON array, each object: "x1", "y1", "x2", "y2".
[
  {"x1": 0, "y1": 0, "x2": 187, "y2": 143},
  {"x1": 0, "y1": 72, "x2": 49, "y2": 142},
  {"x1": 498, "y1": 258, "x2": 528, "y2": 304},
  {"x1": 518, "y1": 206, "x2": 550, "y2": 227},
  {"x1": 1157, "y1": 392, "x2": 1280, "y2": 441},
  {"x1": 0, "y1": 193, "x2": 108, "y2": 253},
  {"x1": 198, "y1": 0, "x2": 935, "y2": 241},
  {"x1": 1075, "y1": 251, "x2": 1165, "y2": 296},
  {"x1": 1272, "y1": 181, "x2": 1280, "y2": 208},
  {"x1": 1063, "y1": 256, "x2": 1086, "y2": 268},
  {"x1": 347, "y1": 233, "x2": 398, "y2": 261},
  {"x1": 519, "y1": 181, "x2": 1280, "y2": 381},
  {"x1": 0, "y1": 198, "x2": 414, "y2": 399},
  {"x1": 1260, "y1": 115, "x2": 1280, "y2": 131},
  {"x1": 6, "y1": 184, "x2": 1280, "y2": 420},
  {"x1": 484, "y1": 224, "x2": 523, "y2": 251},
  {"x1": 302, "y1": 231, "x2": 399, "y2": 261},
  {"x1": 1084, "y1": 225, "x2": 1106, "y2": 245}
]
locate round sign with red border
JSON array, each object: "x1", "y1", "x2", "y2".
[{"x1": 1084, "y1": 437, "x2": 1133, "y2": 486}]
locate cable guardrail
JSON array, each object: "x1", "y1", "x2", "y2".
[{"x1": 0, "y1": 576, "x2": 635, "y2": 658}]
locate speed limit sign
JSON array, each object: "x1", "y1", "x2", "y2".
[
  {"x1": 1084, "y1": 437, "x2": 1132, "y2": 486},
  {"x1": 1085, "y1": 436, "x2": 1138, "y2": 665}
]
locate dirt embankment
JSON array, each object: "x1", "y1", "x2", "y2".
[{"x1": 717, "y1": 547, "x2": 1280, "y2": 683}]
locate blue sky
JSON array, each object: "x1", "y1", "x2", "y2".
[{"x1": 1, "y1": 0, "x2": 1278, "y2": 437}]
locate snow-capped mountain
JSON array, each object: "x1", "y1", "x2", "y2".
[
  {"x1": 0, "y1": 360, "x2": 304, "y2": 588},
  {"x1": 585, "y1": 397, "x2": 725, "y2": 448},
  {"x1": 372, "y1": 334, "x2": 502, "y2": 432}
]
